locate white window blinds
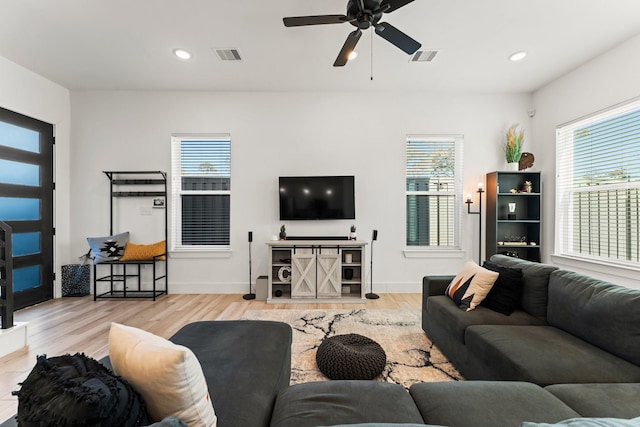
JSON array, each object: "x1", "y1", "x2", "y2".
[
  {"x1": 556, "y1": 99, "x2": 640, "y2": 265},
  {"x1": 171, "y1": 135, "x2": 231, "y2": 251},
  {"x1": 406, "y1": 135, "x2": 463, "y2": 247}
]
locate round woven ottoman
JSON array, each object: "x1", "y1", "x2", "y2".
[{"x1": 316, "y1": 333, "x2": 387, "y2": 380}]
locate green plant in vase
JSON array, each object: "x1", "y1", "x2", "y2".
[{"x1": 504, "y1": 124, "x2": 524, "y2": 170}]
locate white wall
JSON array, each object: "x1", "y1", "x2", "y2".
[
  {"x1": 532, "y1": 34, "x2": 640, "y2": 289},
  {"x1": 0, "y1": 56, "x2": 71, "y2": 297},
  {"x1": 71, "y1": 90, "x2": 533, "y2": 293},
  {"x1": 4, "y1": 31, "x2": 639, "y2": 297}
]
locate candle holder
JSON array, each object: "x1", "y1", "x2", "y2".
[{"x1": 465, "y1": 185, "x2": 485, "y2": 264}]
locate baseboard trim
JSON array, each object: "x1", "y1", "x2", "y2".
[{"x1": 154, "y1": 281, "x2": 423, "y2": 294}]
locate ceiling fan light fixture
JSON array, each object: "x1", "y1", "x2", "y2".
[
  {"x1": 509, "y1": 51, "x2": 527, "y2": 62},
  {"x1": 173, "y1": 48, "x2": 192, "y2": 60},
  {"x1": 283, "y1": 0, "x2": 421, "y2": 67},
  {"x1": 348, "y1": 51, "x2": 358, "y2": 61}
]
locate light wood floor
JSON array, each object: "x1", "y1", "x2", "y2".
[{"x1": 0, "y1": 293, "x2": 421, "y2": 422}]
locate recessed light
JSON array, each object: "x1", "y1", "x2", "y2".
[
  {"x1": 348, "y1": 51, "x2": 358, "y2": 61},
  {"x1": 509, "y1": 51, "x2": 527, "y2": 62},
  {"x1": 173, "y1": 48, "x2": 192, "y2": 60}
]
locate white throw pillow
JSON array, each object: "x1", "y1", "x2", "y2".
[
  {"x1": 446, "y1": 260, "x2": 499, "y2": 311},
  {"x1": 108, "y1": 323, "x2": 217, "y2": 427}
]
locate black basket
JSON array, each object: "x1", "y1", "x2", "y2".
[{"x1": 61, "y1": 264, "x2": 90, "y2": 297}]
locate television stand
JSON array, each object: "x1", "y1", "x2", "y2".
[
  {"x1": 267, "y1": 240, "x2": 367, "y2": 303},
  {"x1": 285, "y1": 236, "x2": 349, "y2": 241}
]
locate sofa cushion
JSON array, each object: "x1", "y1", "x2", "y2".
[
  {"x1": 147, "y1": 418, "x2": 189, "y2": 427},
  {"x1": 13, "y1": 353, "x2": 150, "y2": 427},
  {"x1": 520, "y1": 417, "x2": 640, "y2": 427},
  {"x1": 109, "y1": 323, "x2": 217, "y2": 427},
  {"x1": 489, "y1": 254, "x2": 558, "y2": 319},
  {"x1": 409, "y1": 381, "x2": 580, "y2": 427},
  {"x1": 324, "y1": 425, "x2": 439, "y2": 427},
  {"x1": 324, "y1": 424, "x2": 436, "y2": 427},
  {"x1": 545, "y1": 383, "x2": 640, "y2": 418},
  {"x1": 547, "y1": 270, "x2": 640, "y2": 366},
  {"x1": 169, "y1": 320, "x2": 292, "y2": 427},
  {"x1": 445, "y1": 260, "x2": 499, "y2": 311},
  {"x1": 465, "y1": 325, "x2": 640, "y2": 385},
  {"x1": 270, "y1": 381, "x2": 425, "y2": 427},
  {"x1": 426, "y1": 295, "x2": 545, "y2": 343},
  {"x1": 481, "y1": 260, "x2": 524, "y2": 315}
]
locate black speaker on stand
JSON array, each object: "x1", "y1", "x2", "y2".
[
  {"x1": 243, "y1": 231, "x2": 256, "y2": 300},
  {"x1": 366, "y1": 229, "x2": 379, "y2": 300}
]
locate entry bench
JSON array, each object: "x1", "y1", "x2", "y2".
[
  {"x1": 92, "y1": 171, "x2": 168, "y2": 301},
  {"x1": 93, "y1": 257, "x2": 167, "y2": 300}
]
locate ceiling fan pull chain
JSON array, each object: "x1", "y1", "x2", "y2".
[{"x1": 370, "y1": 30, "x2": 374, "y2": 81}]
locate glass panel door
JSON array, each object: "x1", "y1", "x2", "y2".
[{"x1": 0, "y1": 107, "x2": 54, "y2": 309}]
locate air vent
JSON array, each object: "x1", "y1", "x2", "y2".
[
  {"x1": 410, "y1": 50, "x2": 438, "y2": 62},
  {"x1": 214, "y1": 48, "x2": 242, "y2": 61}
]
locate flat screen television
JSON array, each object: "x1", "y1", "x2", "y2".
[{"x1": 279, "y1": 176, "x2": 355, "y2": 220}]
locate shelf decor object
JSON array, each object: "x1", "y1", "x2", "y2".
[
  {"x1": 486, "y1": 171, "x2": 541, "y2": 262},
  {"x1": 465, "y1": 183, "x2": 485, "y2": 264}
]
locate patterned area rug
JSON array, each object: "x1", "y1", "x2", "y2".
[{"x1": 241, "y1": 309, "x2": 463, "y2": 388}]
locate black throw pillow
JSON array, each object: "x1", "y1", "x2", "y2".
[
  {"x1": 13, "y1": 353, "x2": 150, "y2": 427},
  {"x1": 480, "y1": 261, "x2": 524, "y2": 315}
]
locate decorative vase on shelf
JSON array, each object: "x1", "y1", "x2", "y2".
[{"x1": 506, "y1": 162, "x2": 520, "y2": 171}]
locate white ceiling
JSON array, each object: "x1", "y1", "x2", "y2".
[{"x1": 1, "y1": 0, "x2": 640, "y2": 93}]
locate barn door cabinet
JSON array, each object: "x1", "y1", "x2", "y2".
[{"x1": 267, "y1": 240, "x2": 366, "y2": 303}]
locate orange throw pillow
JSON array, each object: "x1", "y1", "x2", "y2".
[{"x1": 120, "y1": 240, "x2": 167, "y2": 261}]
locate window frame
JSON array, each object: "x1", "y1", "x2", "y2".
[
  {"x1": 170, "y1": 134, "x2": 231, "y2": 253},
  {"x1": 404, "y1": 134, "x2": 464, "y2": 251},
  {"x1": 555, "y1": 97, "x2": 640, "y2": 268}
]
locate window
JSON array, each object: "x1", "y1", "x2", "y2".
[
  {"x1": 406, "y1": 135, "x2": 463, "y2": 248},
  {"x1": 171, "y1": 135, "x2": 231, "y2": 251},
  {"x1": 556, "y1": 99, "x2": 640, "y2": 266}
]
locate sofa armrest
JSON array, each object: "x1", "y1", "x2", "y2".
[{"x1": 422, "y1": 275, "x2": 454, "y2": 297}]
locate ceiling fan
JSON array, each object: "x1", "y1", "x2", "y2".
[{"x1": 283, "y1": 0, "x2": 421, "y2": 67}]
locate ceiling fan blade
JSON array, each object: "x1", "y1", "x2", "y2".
[
  {"x1": 379, "y1": 0, "x2": 415, "y2": 13},
  {"x1": 283, "y1": 15, "x2": 348, "y2": 27},
  {"x1": 333, "y1": 30, "x2": 362, "y2": 67},
  {"x1": 374, "y1": 22, "x2": 421, "y2": 54}
]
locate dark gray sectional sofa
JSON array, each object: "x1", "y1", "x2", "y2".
[
  {"x1": 270, "y1": 254, "x2": 640, "y2": 426},
  {"x1": 3, "y1": 255, "x2": 640, "y2": 426},
  {"x1": 422, "y1": 254, "x2": 640, "y2": 385}
]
